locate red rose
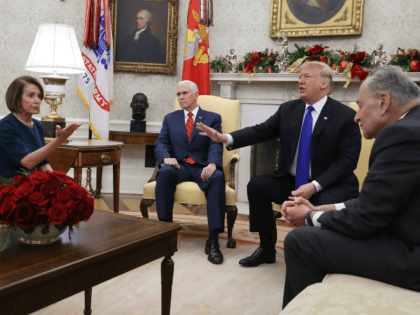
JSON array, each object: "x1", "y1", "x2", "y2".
[
  {"x1": 252, "y1": 52, "x2": 262, "y2": 60},
  {"x1": 76, "y1": 197, "x2": 95, "y2": 221},
  {"x1": 57, "y1": 190, "x2": 72, "y2": 204},
  {"x1": 28, "y1": 191, "x2": 49, "y2": 206},
  {"x1": 33, "y1": 211, "x2": 51, "y2": 225},
  {"x1": 409, "y1": 60, "x2": 420, "y2": 72},
  {"x1": 14, "y1": 181, "x2": 35, "y2": 200},
  {"x1": 68, "y1": 186, "x2": 83, "y2": 200},
  {"x1": 29, "y1": 171, "x2": 50, "y2": 185},
  {"x1": 14, "y1": 201, "x2": 34, "y2": 229},
  {"x1": 48, "y1": 203, "x2": 68, "y2": 225},
  {"x1": 67, "y1": 209, "x2": 81, "y2": 226},
  {"x1": 13, "y1": 175, "x2": 29, "y2": 186},
  {"x1": 0, "y1": 195, "x2": 17, "y2": 224},
  {"x1": 307, "y1": 45, "x2": 324, "y2": 55},
  {"x1": 41, "y1": 181, "x2": 61, "y2": 196},
  {"x1": 0, "y1": 184, "x2": 16, "y2": 198},
  {"x1": 319, "y1": 56, "x2": 326, "y2": 63},
  {"x1": 51, "y1": 170, "x2": 68, "y2": 178}
]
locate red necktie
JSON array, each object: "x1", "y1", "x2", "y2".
[{"x1": 185, "y1": 112, "x2": 196, "y2": 164}]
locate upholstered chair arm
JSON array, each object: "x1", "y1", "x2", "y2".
[{"x1": 228, "y1": 154, "x2": 241, "y2": 190}]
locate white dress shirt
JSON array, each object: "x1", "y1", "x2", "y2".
[
  {"x1": 225, "y1": 95, "x2": 328, "y2": 192},
  {"x1": 183, "y1": 105, "x2": 199, "y2": 124},
  {"x1": 133, "y1": 27, "x2": 146, "y2": 41}
]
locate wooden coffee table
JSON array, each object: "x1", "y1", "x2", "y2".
[{"x1": 0, "y1": 210, "x2": 181, "y2": 315}]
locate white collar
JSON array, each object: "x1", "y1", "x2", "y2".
[
  {"x1": 183, "y1": 105, "x2": 200, "y2": 118},
  {"x1": 306, "y1": 95, "x2": 328, "y2": 113}
]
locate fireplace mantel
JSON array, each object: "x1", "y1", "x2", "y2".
[{"x1": 210, "y1": 72, "x2": 420, "y2": 101}]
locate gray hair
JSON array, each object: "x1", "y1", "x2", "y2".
[
  {"x1": 178, "y1": 80, "x2": 199, "y2": 94},
  {"x1": 137, "y1": 9, "x2": 152, "y2": 23},
  {"x1": 300, "y1": 61, "x2": 333, "y2": 95},
  {"x1": 365, "y1": 65, "x2": 420, "y2": 107}
]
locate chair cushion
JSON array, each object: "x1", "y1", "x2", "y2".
[
  {"x1": 143, "y1": 181, "x2": 237, "y2": 206},
  {"x1": 280, "y1": 274, "x2": 420, "y2": 315}
]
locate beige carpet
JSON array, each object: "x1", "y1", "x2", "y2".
[{"x1": 32, "y1": 195, "x2": 290, "y2": 315}]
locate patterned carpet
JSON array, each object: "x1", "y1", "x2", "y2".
[{"x1": 96, "y1": 194, "x2": 294, "y2": 250}]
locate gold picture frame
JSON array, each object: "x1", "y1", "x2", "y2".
[
  {"x1": 111, "y1": 0, "x2": 179, "y2": 74},
  {"x1": 270, "y1": 0, "x2": 364, "y2": 38}
]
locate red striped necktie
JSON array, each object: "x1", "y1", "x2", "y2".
[{"x1": 185, "y1": 112, "x2": 196, "y2": 164}]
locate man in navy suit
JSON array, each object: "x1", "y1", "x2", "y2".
[
  {"x1": 197, "y1": 61, "x2": 361, "y2": 267},
  {"x1": 281, "y1": 65, "x2": 420, "y2": 308},
  {"x1": 155, "y1": 80, "x2": 225, "y2": 264}
]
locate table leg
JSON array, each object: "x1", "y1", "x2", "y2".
[
  {"x1": 95, "y1": 166, "x2": 103, "y2": 198},
  {"x1": 84, "y1": 287, "x2": 92, "y2": 315},
  {"x1": 161, "y1": 254, "x2": 174, "y2": 315},
  {"x1": 113, "y1": 162, "x2": 120, "y2": 213},
  {"x1": 74, "y1": 168, "x2": 82, "y2": 186}
]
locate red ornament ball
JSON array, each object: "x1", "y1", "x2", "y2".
[{"x1": 409, "y1": 60, "x2": 420, "y2": 72}]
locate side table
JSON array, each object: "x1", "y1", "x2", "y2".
[
  {"x1": 48, "y1": 140, "x2": 124, "y2": 212},
  {"x1": 109, "y1": 130, "x2": 159, "y2": 145}
]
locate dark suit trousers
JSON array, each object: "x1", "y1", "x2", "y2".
[
  {"x1": 155, "y1": 162, "x2": 226, "y2": 232},
  {"x1": 282, "y1": 227, "x2": 412, "y2": 308},
  {"x1": 247, "y1": 173, "x2": 359, "y2": 233}
]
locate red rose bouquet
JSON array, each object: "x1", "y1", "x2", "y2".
[{"x1": 0, "y1": 170, "x2": 94, "y2": 235}]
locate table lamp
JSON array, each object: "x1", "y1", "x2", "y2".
[{"x1": 25, "y1": 23, "x2": 86, "y2": 143}]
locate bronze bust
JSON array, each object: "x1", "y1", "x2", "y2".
[{"x1": 130, "y1": 93, "x2": 149, "y2": 132}]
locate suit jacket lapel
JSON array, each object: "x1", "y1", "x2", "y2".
[
  {"x1": 289, "y1": 101, "x2": 306, "y2": 155},
  {"x1": 311, "y1": 97, "x2": 333, "y2": 160},
  {"x1": 176, "y1": 110, "x2": 188, "y2": 144},
  {"x1": 190, "y1": 107, "x2": 204, "y2": 143}
]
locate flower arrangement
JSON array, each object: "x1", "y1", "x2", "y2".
[
  {"x1": 332, "y1": 47, "x2": 372, "y2": 81},
  {"x1": 288, "y1": 44, "x2": 340, "y2": 66},
  {"x1": 388, "y1": 48, "x2": 420, "y2": 72},
  {"x1": 210, "y1": 56, "x2": 229, "y2": 72},
  {"x1": 0, "y1": 170, "x2": 94, "y2": 234},
  {"x1": 238, "y1": 49, "x2": 279, "y2": 74}
]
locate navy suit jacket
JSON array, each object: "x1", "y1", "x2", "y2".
[
  {"x1": 319, "y1": 105, "x2": 420, "y2": 290},
  {"x1": 228, "y1": 97, "x2": 361, "y2": 191},
  {"x1": 155, "y1": 107, "x2": 223, "y2": 170}
]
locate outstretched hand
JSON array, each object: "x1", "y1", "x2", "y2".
[
  {"x1": 196, "y1": 122, "x2": 228, "y2": 143},
  {"x1": 55, "y1": 123, "x2": 82, "y2": 144}
]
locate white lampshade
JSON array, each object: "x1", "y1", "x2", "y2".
[{"x1": 25, "y1": 23, "x2": 86, "y2": 74}]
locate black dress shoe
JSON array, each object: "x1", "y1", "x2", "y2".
[
  {"x1": 205, "y1": 239, "x2": 223, "y2": 264},
  {"x1": 239, "y1": 247, "x2": 276, "y2": 267}
]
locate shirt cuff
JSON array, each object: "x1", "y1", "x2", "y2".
[
  {"x1": 224, "y1": 134, "x2": 234, "y2": 147},
  {"x1": 312, "y1": 211, "x2": 324, "y2": 227},
  {"x1": 311, "y1": 180, "x2": 322, "y2": 192},
  {"x1": 335, "y1": 203, "x2": 346, "y2": 210}
]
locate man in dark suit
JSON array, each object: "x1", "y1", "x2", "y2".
[
  {"x1": 197, "y1": 61, "x2": 361, "y2": 267},
  {"x1": 281, "y1": 65, "x2": 420, "y2": 308},
  {"x1": 117, "y1": 9, "x2": 165, "y2": 64},
  {"x1": 155, "y1": 80, "x2": 225, "y2": 264}
]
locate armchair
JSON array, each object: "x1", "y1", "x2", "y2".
[{"x1": 140, "y1": 95, "x2": 241, "y2": 248}]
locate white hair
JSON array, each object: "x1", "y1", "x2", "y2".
[
  {"x1": 137, "y1": 9, "x2": 152, "y2": 23},
  {"x1": 178, "y1": 80, "x2": 199, "y2": 94}
]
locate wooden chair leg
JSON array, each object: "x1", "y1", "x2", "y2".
[
  {"x1": 84, "y1": 287, "x2": 92, "y2": 315},
  {"x1": 272, "y1": 210, "x2": 282, "y2": 247},
  {"x1": 140, "y1": 199, "x2": 155, "y2": 218},
  {"x1": 226, "y1": 205, "x2": 238, "y2": 248}
]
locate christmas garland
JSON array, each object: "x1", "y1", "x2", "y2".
[{"x1": 389, "y1": 48, "x2": 420, "y2": 72}]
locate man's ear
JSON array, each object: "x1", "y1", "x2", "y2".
[{"x1": 379, "y1": 92, "x2": 391, "y2": 115}]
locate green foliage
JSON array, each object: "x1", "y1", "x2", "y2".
[{"x1": 210, "y1": 56, "x2": 229, "y2": 72}]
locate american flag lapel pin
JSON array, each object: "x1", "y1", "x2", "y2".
[{"x1": 324, "y1": 117, "x2": 328, "y2": 120}]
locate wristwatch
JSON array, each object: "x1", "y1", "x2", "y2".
[{"x1": 305, "y1": 210, "x2": 314, "y2": 226}]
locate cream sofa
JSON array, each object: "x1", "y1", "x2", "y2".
[{"x1": 280, "y1": 274, "x2": 420, "y2": 314}]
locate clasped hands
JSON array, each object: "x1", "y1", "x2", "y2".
[
  {"x1": 281, "y1": 196, "x2": 315, "y2": 227},
  {"x1": 163, "y1": 158, "x2": 216, "y2": 181}
]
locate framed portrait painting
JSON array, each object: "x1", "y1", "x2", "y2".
[
  {"x1": 111, "y1": 0, "x2": 179, "y2": 74},
  {"x1": 269, "y1": 0, "x2": 364, "y2": 38}
]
